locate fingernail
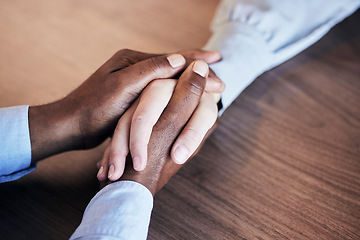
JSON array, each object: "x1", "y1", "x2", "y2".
[
  {"x1": 108, "y1": 165, "x2": 114, "y2": 178},
  {"x1": 97, "y1": 166, "x2": 104, "y2": 177},
  {"x1": 173, "y1": 145, "x2": 189, "y2": 164},
  {"x1": 193, "y1": 61, "x2": 209, "y2": 77},
  {"x1": 167, "y1": 54, "x2": 186, "y2": 68},
  {"x1": 133, "y1": 156, "x2": 142, "y2": 171}
]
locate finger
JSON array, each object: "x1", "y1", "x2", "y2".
[
  {"x1": 107, "y1": 49, "x2": 223, "y2": 98},
  {"x1": 106, "y1": 49, "x2": 221, "y2": 73},
  {"x1": 179, "y1": 50, "x2": 224, "y2": 93},
  {"x1": 153, "y1": 60, "x2": 208, "y2": 142},
  {"x1": 97, "y1": 143, "x2": 111, "y2": 181},
  {"x1": 104, "y1": 49, "x2": 159, "y2": 73},
  {"x1": 205, "y1": 68, "x2": 225, "y2": 93},
  {"x1": 130, "y1": 79, "x2": 177, "y2": 171},
  {"x1": 171, "y1": 93, "x2": 218, "y2": 164},
  {"x1": 113, "y1": 54, "x2": 186, "y2": 99},
  {"x1": 96, "y1": 161, "x2": 102, "y2": 168},
  {"x1": 107, "y1": 100, "x2": 139, "y2": 181},
  {"x1": 180, "y1": 49, "x2": 222, "y2": 64},
  {"x1": 127, "y1": 61, "x2": 209, "y2": 195}
]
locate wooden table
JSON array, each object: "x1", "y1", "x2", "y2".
[{"x1": 1, "y1": 1, "x2": 359, "y2": 239}]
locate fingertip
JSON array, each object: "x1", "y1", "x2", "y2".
[
  {"x1": 192, "y1": 60, "x2": 209, "y2": 78},
  {"x1": 184, "y1": 49, "x2": 222, "y2": 64},
  {"x1": 96, "y1": 161, "x2": 101, "y2": 168},
  {"x1": 172, "y1": 144, "x2": 190, "y2": 164},
  {"x1": 167, "y1": 54, "x2": 186, "y2": 68},
  {"x1": 129, "y1": 144, "x2": 147, "y2": 171},
  {"x1": 108, "y1": 164, "x2": 124, "y2": 181},
  {"x1": 133, "y1": 156, "x2": 146, "y2": 171},
  {"x1": 97, "y1": 166, "x2": 107, "y2": 181},
  {"x1": 133, "y1": 156, "x2": 141, "y2": 171},
  {"x1": 205, "y1": 77, "x2": 225, "y2": 93},
  {"x1": 97, "y1": 166, "x2": 104, "y2": 177},
  {"x1": 206, "y1": 50, "x2": 222, "y2": 63},
  {"x1": 107, "y1": 151, "x2": 127, "y2": 180},
  {"x1": 108, "y1": 165, "x2": 115, "y2": 179}
]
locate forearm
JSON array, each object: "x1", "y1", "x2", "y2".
[{"x1": 28, "y1": 100, "x2": 81, "y2": 163}]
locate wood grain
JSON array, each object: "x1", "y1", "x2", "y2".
[
  {"x1": 148, "y1": 10, "x2": 360, "y2": 240},
  {"x1": 0, "y1": 0, "x2": 359, "y2": 239}
]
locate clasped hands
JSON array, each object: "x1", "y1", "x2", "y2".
[{"x1": 29, "y1": 49, "x2": 224, "y2": 196}]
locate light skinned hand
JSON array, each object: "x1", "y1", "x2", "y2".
[
  {"x1": 97, "y1": 60, "x2": 221, "y2": 182},
  {"x1": 117, "y1": 60, "x2": 212, "y2": 196}
]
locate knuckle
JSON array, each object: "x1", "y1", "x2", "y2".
[
  {"x1": 129, "y1": 141, "x2": 147, "y2": 153},
  {"x1": 108, "y1": 152, "x2": 119, "y2": 164},
  {"x1": 131, "y1": 114, "x2": 145, "y2": 125},
  {"x1": 108, "y1": 151, "x2": 126, "y2": 164},
  {"x1": 132, "y1": 118, "x2": 151, "y2": 131},
  {"x1": 113, "y1": 49, "x2": 138, "y2": 69},
  {"x1": 183, "y1": 128, "x2": 203, "y2": 144},
  {"x1": 143, "y1": 55, "x2": 173, "y2": 77},
  {"x1": 146, "y1": 57, "x2": 163, "y2": 75},
  {"x1": 184, "y1": 77, "x2": 205, "y2": 97},
  {"x1": 132, "y1": 111, "x2": 156, "y2": 128},
  {"x1": 116, "y1": 48, "x2": 132, "y2": 57}
]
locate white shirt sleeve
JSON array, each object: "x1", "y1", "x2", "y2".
[
  {"x1": 204, "y1": 0, "x2": 360, "y2": 114},
  {"x1": 70, "y1": 180, "x2": 153, "y2": 240},
  {"x1": 0, "y1": 105, "x2": 35, "y2": 183}
]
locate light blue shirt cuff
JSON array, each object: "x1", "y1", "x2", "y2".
[
  {"x1": 71, "y1": 180, "x2": 154, "y2": 240},
  {"x1": 0, "y1": 105, "x2": 35, "y2": 183}
]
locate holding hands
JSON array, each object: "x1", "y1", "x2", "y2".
[
  {"x1": 95, "y1": 51, "x2": 223, "y2": 184},
  {"x1": 28, "y1": 48, "x2": 223, "y2": 193},
  {"x1": 99, "y1": 58, "x2": 222, "y2": 195},
  {"x1": 29, "y1": 49, "x2": 223, "y2": 163}
]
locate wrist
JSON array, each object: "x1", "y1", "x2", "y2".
[
  {"x1": 120, "y1": 168, "x2": 158, "y2": 197},
  {"x1": 119, "y1": 157, "x2": 182, "y2": 196},
  {"x1": 29, "y1": 100, "x2": 82, "y2": 162}
]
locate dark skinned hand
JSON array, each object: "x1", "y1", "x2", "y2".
[{"x1": 28, "y1": 49, "x2": 223, "y2": 163}]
